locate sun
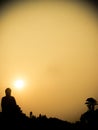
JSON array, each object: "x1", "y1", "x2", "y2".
[{"x1": 14, "y1": 80, "x2": 24, "y2": 89}]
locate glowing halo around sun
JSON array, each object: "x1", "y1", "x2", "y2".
[{"x1": 14, "y1": 80, "x2": 24, "y2": 89}]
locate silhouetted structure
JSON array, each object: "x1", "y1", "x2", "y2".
[
  {"x1": 1, "y1": 88, "x2": 24, "y2": 117},
  {"x1": 80, "y1": 97, "x2": 98, "y2": 129},
  {"x1": 0, "y1": 89, "x2": 98, "y2": 129},
  {"x1": 1, "y1": 88, "x2": 17, "y2": 117},
  {"x1": 0, "y1": 88, "x2": 29, "y2": 130},
  {"x1": 30, "y1": 111, "x2": 33, "y2": 118},
  {"x1": 85, "y1": 97, "x2": 97, "y2": 110}
]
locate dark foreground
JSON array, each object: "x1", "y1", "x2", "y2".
[{"x1": 0, "y1": 111, "x2": 98, "y2": 130}]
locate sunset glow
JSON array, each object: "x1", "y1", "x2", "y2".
[
  {"x1": 14, "y1": 80, "x2": 24, "y2": 89},
  {"x1": 0, "y1": 1, "x2": 97, "y2": 122}
]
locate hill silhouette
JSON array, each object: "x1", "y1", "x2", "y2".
[{"x1": 0, "y1": 88, "x2": 98, "y2": 129}]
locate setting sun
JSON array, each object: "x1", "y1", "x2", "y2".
[
  {"x1": 0, "y1": 1, "x2": 97, "y2": 122},
  {"x1": 14, "y1": 80, "x2": 24, "y2": 89}
]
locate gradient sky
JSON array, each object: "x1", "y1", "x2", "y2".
[{"x1": 0, "y1": 1, "x2": 97, "y2": 122}]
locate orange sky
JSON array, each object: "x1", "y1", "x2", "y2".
[{"x1": 0, "y1": 1, "x2": 97, "y2": 122}]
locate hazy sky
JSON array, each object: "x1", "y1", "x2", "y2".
[{"x1": 0, "y1": 1, "x2": 97, "y2": 122}]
